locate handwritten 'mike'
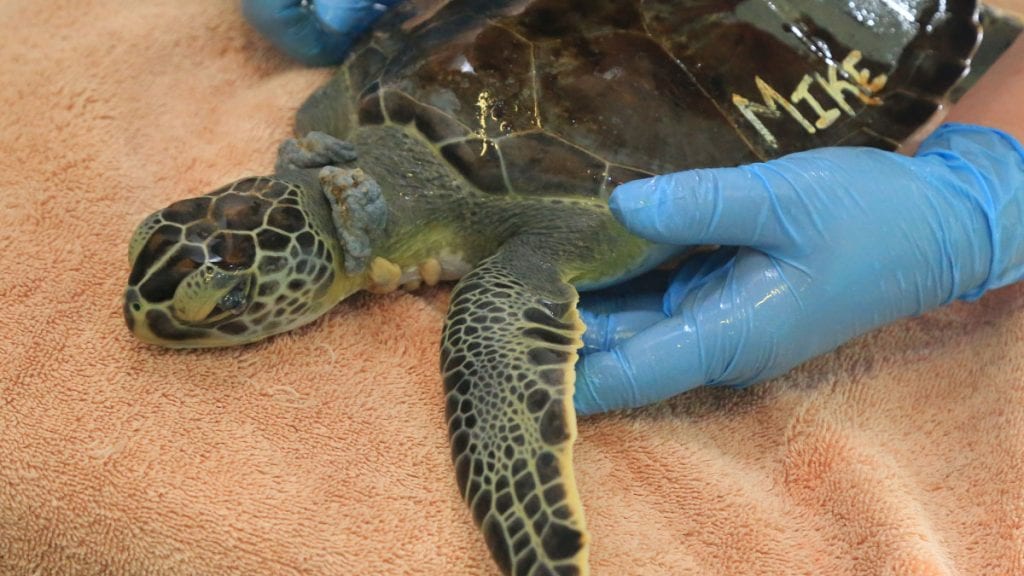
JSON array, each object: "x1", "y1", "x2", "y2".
[{"x1": 732, "y1": 50, "x2": 889, "y2": 148}]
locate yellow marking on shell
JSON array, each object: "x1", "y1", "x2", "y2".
[
  {"x1": 419, "y1": 258, "x2": 442, "y2": 287},
  {"x1": 731, "y1": 47, "x2": 887, "y2": 148},
  {"x1": 791, "y1": 75, "x2": 841, "y2": 130},
  {"x1": 476, "y1": 91, "x2": 493, "y2": 155},
  {"x1": 368, "y1": 257, "x2": 402, "y2": 293},
  {"x1": 843, "y1": 50, "x2": 888, "y2": 98}
]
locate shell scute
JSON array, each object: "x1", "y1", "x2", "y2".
[
  {"x1": 415, "y1": 101, "x2": 472, "y2": 142},
  {"x1": 391, "y1": 22, "x2": 537, "y2": 141},
  {"x1": 346, "y1": 44, "x2": 388, "y2": 94},
  {"x1": 357, "y1": 91, "x2": 386, "y2": 125},
  {"x1": 440, "y1": 138, "x2": 508, "y2": 193},
  {"x1": 511, "y1": 0, "x2": 644, "y2": 41},
  {"x1": 534, "y1": 29, "x2": 758, "y2": 174},
  {"x1": 383, "y1": 90, "x2": 419, "y2": 124},
  {"x1": 498, "y1": 132, "x2": 604, "y2": 197}
]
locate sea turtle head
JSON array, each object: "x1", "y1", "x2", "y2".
[{"x1": 123, "y1": 174, "x2": 361, "y2": 347}]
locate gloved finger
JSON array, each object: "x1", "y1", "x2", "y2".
[
  {"x1": 576, "y1": 269, "x2": 671, "y2": 354},
  {"x1": 609, "y1": 166, "x2": 799, "y2": 250},
  {"x1": 242, "y1": 0, "x2": 360, "y2": 66},
  {"x1": 314, "y1": 0, "x2": 403, "y2": 34},
  {"x1": 577, "y1": 251, "x2": 738, "y2": 355},
  {"x1": 574, "y1": 314, "x2": 707, "y2": 415},
  {"x1": 913, "y1": 123, "x2": 1024, "y2": 297},
  {"x1": 578, "y1": 304, "x2": 664, "y2": 356},
  {"x1": 574, "y1": 251, "x2": 805, "y2": 415},
  {"x1": 663, "y1": 247, "x2": 739, "y2": 314}
]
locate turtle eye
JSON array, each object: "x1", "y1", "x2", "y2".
[
  {"x1": 218, "y1": 281, "x2": 248, "y2": 313},
  {"x1": 201, "y1": 278, "x2": 251, "y2": 324}
]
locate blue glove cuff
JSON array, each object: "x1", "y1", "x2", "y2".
[{"x1": 916, "y1": 123, "x2": 1024, "y2": 301}]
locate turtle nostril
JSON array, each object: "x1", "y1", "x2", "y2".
[
  {"x1": 123, "y1": 291, "x2": 143, "y2": 332},
  {"x1": 125, "y1": 293, "x2": 141, "y2": 330},
  {"x1": 125, "y1": 290, "x2": 141, "y2": 308}
]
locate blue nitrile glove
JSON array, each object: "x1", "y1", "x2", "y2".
[
  {"x1": 242, "y1": 0, "x2": 402, "y2": 66},
  {"x1": 575, "y1": 123, "x2": 1024, "y2": 415}
]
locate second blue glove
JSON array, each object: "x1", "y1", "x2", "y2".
[
  {"x1": 575, "y1": 124, "x2": 1024, "y2": 415},
  {"x1": 243, "y1": 0, "x2": 403, "y2": 66}
]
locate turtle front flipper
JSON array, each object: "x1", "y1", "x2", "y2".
[{"x1": 442, "y1": 238, "x2": 589, "y2": 576}]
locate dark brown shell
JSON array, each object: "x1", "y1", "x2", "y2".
[{"x1": 299, "y1": 0, "x2": 982, "y2": 198}]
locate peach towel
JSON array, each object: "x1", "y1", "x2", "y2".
[{"x1": 1, "y1": 1, "x2": 1022, "y2": 574}]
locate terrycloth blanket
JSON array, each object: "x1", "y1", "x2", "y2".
[{"x1": 1, "y1": 1, "x2": 1022, "y2": 573}]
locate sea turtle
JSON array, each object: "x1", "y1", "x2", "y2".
[{"x1": 124, "y1": 1, "x2": 1012, "y2": 573}]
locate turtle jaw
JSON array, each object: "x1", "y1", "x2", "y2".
[
  {"x1": 123, "y1": 288, "x2": 256, "y2": 348},
  {"x1": 123, "y1": 284, "x2": 331, "y2": 348}
]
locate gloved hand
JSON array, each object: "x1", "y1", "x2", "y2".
[
  {"x1": 575, "y1": 123, "x2": 1024, "y2": 415},
  {"x1": 242, "y1": 0, "x2": 402, "y2": 66}
]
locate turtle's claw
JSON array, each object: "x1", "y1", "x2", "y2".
[{"x1": 276, "y1": 131, "x2": 357, "y2": 172}]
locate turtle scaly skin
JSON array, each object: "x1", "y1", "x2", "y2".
[{"x1": 125, "y1": 1, "x2": 995, "y2": 574}]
